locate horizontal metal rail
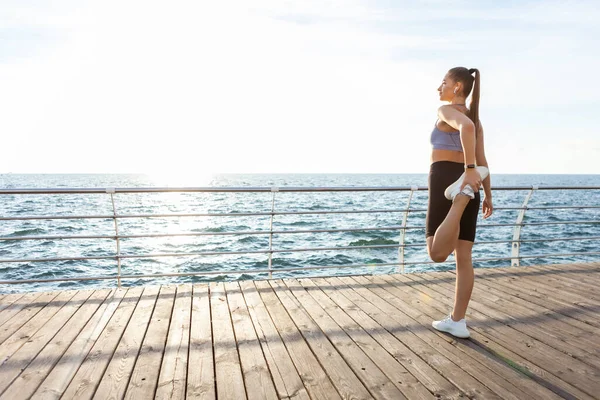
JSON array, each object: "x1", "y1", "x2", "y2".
[
  {"x1": 0, "y1": 209, "x2": 411, "y2": 221},
  {"x1": 2, "y1": 218, "x2": 600, "y2": 243},
  {"x1": 1, "y1": 185, "x2": 600, "y2": 195},
  {"x1": 1, "y1": 204, "x2": 599, "y2": 222},
  {"x1": 1, "y1": 184, "x2": 599, "y2": 286}
]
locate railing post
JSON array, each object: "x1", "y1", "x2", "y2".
[
  {"x1": 398, "y1": 186, "x2": 416, "y2": 274},
  {"x1": 511, "y1": 186, "x2": 536, "y2": 267},
  {"x1": 107, "y1": 189, "x2": 122, "y2": 287},
  {"x1": 268, "y1": 187, "x2": 278, "y2": 279}
]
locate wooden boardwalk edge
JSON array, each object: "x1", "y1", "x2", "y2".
[{"x1": 0, "y1": 262, "x2": 599, "y2": 399}]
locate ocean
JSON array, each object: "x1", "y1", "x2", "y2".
[{"x1": 1, "y1": 173, "x2": 599, "y2": 294}]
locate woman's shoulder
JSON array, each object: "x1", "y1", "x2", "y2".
[
  {"x1": 436, "y1": 104, "x2": 470, "y2": 126},
  {"x1": 439, "y1": 103, "x2": 468, "y2": 110},
  {"x1": 438, "y1": 104, "x2": 469, "y2": 116}
]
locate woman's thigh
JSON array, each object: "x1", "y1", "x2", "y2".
[{"x1": 426, "y1": 161, "x2": 463, "y2": 238}]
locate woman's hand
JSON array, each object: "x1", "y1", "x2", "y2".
[
  {"x1": 460, "y1": 169, "x2": 482, "y2": 193},
  {"x1": 482, "y1": 196, "x2": 493, "y2": 219}
]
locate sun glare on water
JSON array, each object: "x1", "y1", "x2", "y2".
[{"x1": 142, "y1": 169, "x2": 218, "y2": 252}]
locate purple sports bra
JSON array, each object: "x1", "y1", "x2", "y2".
[{"x1": 430, "y1": 120, "x2": 463, "y2": 152}]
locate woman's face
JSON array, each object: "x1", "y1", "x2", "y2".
[{"x1": 437, "y1": 73, "x2": 458, "y2": 102}]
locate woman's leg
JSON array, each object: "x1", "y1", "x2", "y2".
[
  {"x1": 451, "y1": 239, "x2": 475, "y2": 320},
  {"x1": 427, "y1": 194, "x2": 471, "y2": 262}
]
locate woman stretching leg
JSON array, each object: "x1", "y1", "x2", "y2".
[{"x1": 425, "y1": 67, "x2": 493, "y2": 338}]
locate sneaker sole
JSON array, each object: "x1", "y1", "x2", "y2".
[
  {"x1": 444, "y1": 166, "x2": 489, "y2": 200},
  {"x1": 432, "y1": 324, "x2": 471, "y2": 338}
]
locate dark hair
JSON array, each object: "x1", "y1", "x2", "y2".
[{"x1": 448, "y1": 67, "x2": 480, "y2": 129}]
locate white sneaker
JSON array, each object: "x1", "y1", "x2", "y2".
[
  {"x1": 432, "y1": 314, "x2": 470, "y2": 338},
  {"x1": 444, "y1": 166, "x2": 489, "y2": 201}
]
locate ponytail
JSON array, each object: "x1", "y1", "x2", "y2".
[
  {"x1": 468, "y1": 68, "x2": 480, "y2": 129},
  {"x1": 448, "y1": 67, "x2": 480, "y2": 128}
]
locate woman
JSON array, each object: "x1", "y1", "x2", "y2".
[{"x1": 426, "y1": 67, "x2": 493, "y2": 339}]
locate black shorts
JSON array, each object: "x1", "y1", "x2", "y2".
[{"x1": 426, "y1": 161, "x2": 481, "y2": 242}]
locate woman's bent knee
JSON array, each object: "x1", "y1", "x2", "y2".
[{"x1": 429, "y1": 250, "x2": 449, "y2": 263}]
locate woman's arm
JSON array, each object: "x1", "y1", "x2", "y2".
[
  {"x1": 437, "y1": 105, "x2": 480, "y2": 191},
  {"x1": 475, "y1": 121, "x2": 492, "y2": 199},
  {"x1": 437, "y1": 105, "x2": 476, "y2": 165}
]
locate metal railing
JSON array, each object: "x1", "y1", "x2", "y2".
[{"x1": 0, "y1": 185, "x2": 599, "y2": 287}]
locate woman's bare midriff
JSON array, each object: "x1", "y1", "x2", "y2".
[{"x1": 431, "y1": 149, "x2": 465, "y2": 164}]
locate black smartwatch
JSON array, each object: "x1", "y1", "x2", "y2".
[{"x1": 465, "y1": 164, "x2": 476, "y2": 169}]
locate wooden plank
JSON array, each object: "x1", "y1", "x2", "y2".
[
  {"x1": 0, "y1": 289, "x2": 93, "y2": 393},
  {"x1": 451, "y1": 270, "x2": 600, "y2": 353},
  {"x1": 186, "y1": 283, "x2": 216, "y2": 400},
  {"x1": 331, "y1": 275, "x2": 502, "y2": 400},
  {"x1": 427, "y1": 271, "x2": 600, "y2": 370},
  {"x1": 559, "y1": 262, "x2": 600, "y2": 281},
  {"x1": 563, "y1": 262, "x2": 600, "y2": 274},
  {"x1": 578, "y1": 262, "x2": 600, "y2": 267},
  {"x1": 0, "y1": 290, "x2": 77, "y2": 368},
  {"x1": 554, "y1": 265, "x2": 600, "y2": 290},
  {"x1": 155, "y1": 284, "x2": 192, "y2": 400},
  {"x1": 527, "y1": 264, "x2": 600, "y2": 299},
  {"x1": 474, "y1": 267, "x2": 600, "y2": 328},
  {"x1": 60, "y1": 286, "x2": 145, "y2": 400},
  {"x1": 0, "y1": 291, "x2": 48, "y2": 331},
  {"x1": 1, "y1": 264, "x2": 596, "y2": 399},
  {"x1": 485, "y1": 264, "x2": 600, "y2": 302},
  {"x1": 93, "y1": 285, "x2": 160, "y2": 399},
  {"x1": 538, "y1": 261, "x2": 600, "y2": 274},
  {"x1": 238, "y1": 280, "x2": 309, "y2": 400},
  {"x1": 470, "y1": 268, "x2": 600, "y2": 339},
  {"x1": 269, "y1": 279, "x2": 388, "y2": 399},
  {"x1": 0, "y1": 293, "x2": 26, "y2": 314},
  {"x1": 534, "y1": 262, "x2": 600, "y2": 277},
  {"x1": 398, "y1": 272, "x2": 598, "y2": 399},
  {"x1": 0, "y1": 291, "x2": 61, "y2": 344},
  {"x1": 211, "y1": 282, "x2": 247, "y2": 400},
  {"x1": 0, "y1": 289, "x2": 112, "y2": 399},
  {"x1": 254, "y1": 280, "x2": 342, "y2": 399},
  {"x1": 474, "y1": 268, "x2": 600, "y2": 335},
  {"x1": 478, "y1": 264, "x2": 600, "y2": 304},
  {"x1": 418, "y1": 269, "x2": 600, "y2": 373},
  {"x1": 392, "y1": 272, "x2": 594, "y2": 400},
  {"x1": 124, "y1": 285, "x2": 176, "y2": 400},
  {"x1": 375, "y1": 274, "x2": 564, "y2": 400},
  {"x1": 224, "y1": 281, "x2": 278, "y2": 400},
  {"x1": 307, "y1": 277, "x2": 464, "y2": 400},
  {"x1": 346, "y1": 272, "x2": 554, "y2": 400},
  {"x1": 30, "y1": 288, "x2": 127, "y2": 400},
  {"x1": 287, "y1": 278, "x2": 435, "y2": 400},
  {"x1": 343, "y1": 274, "x2": 504, "y2": 398}
]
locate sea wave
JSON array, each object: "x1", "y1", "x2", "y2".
[
  {"x1": 348, "y1": 238, "x2": 398, "y2": 246},
  {"x1": 7, "y1": 228, "x2": 46, "y2": 236}
]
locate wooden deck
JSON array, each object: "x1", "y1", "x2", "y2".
[{"x1": 0, "y1": 262, "x2": 599, "y2": 399}]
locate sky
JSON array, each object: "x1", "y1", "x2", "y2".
[{"x1": 0, "y1": 0, "x2": 599, "y2": 175}]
